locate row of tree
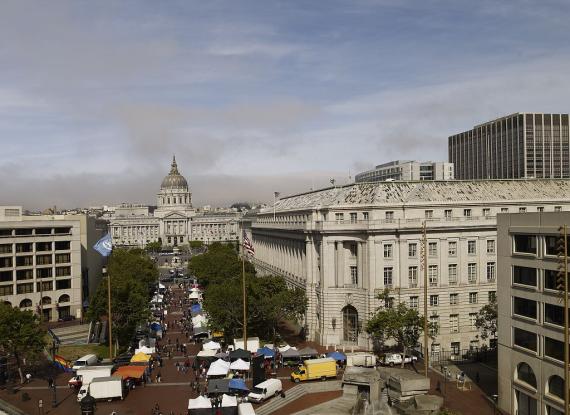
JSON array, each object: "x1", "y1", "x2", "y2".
[
  {"x1": 87, "y1": 248, "x2": 159, "y2": 347},
  {"x1": 189, "y1": 243, "x2": 307, "y2": 342}
]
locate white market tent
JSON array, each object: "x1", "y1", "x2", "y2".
[
  {"x1": 158, "y1": 283, "x2": 166, "y2": 289},
  {"x1": 189, "y1": 291, "x2": 201, "y2": 300},
  {"x1": 278, "y1": 345, "x2": 292, "y2": 352},
  {"x1": 221, "y1": 394, "x2": 238, "y2": 407},
  {"x1": 229, "y1": 358, "x2": 250, "y2": 371},
  {"x1": 151, "y1": 294, "x2": 163, "y2": 303},
  {"x1": 203, "y1": 340, "x2": 221, "y2": 351},
  {"x1": 207, "y1": 359, "x2": 230, "y2": 377},
  {"x1": 197, "y1": 349, "x2": 216, "y2": 358},
  {"x1": 190, "y1": 287, "x2": 201, "y2": 292},
  {"x1": 192, "y1": 314, "x2": 208, "y2": 326},
  {"x1": 188, "y1": 395, "x2": 212, "y2": 409},
  {"x1": 135, "y1": 346, "x2": 155, "y2": 354}
]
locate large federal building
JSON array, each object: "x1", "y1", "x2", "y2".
[
  {"x1": 355, "y1": 160, "x2": 454, "y2": 183},
  {"x1": 497, "y1": 212, "x2": 570, "y2": 415},
  {"x1": 449, "y1": 113, "x2": 570, "y2": 180},
  {"x1": 110, "y1": 157, "x2": 241, "y2": 247},
  {"x1": 247, "y1": 179, "x2": 570, "y2": 358},
  {"x1": 0, "y1": 206, "x2": 106, "y2": 322}
]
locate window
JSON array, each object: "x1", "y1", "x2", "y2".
[
  {"x1": 487, "y1": 240, "x2": 495, "y2": 254},
  {"x1": 430, "y1": 295, "x2": 439, "y2": 306},
  {"x1": 349, "y1": 244, "x2": 357, "y2": 257},
  {"x1": 451, "y1": 341, "x2": 460, "y2": 355},
  {"x1": 408, "y1": 243, "x2": 417, "y2": 258},
  {"x1": 55, "y1": 241, "x2": 70, "y2": 251},
  {"x1": 545, "y1": 269, "x2": 566, "y2": 290},
  {"x1": 16, "y1": 269, "x2": 33, "y2": 280},
  {"x1": 555, "y1": 206, "x2": 562, "y2": 212},
  {"x1": 36, "y1": 281, "x2": 53, "y2": 291},
  {"x1": 537, "y1": 207, "x2": 544, "y2": 212},
  {"x1": 545, "y1": 236, "x2": 559, "y2": 256},
  {"x1": 385, "y1": 211, "x2": 394, "y2": 222},
  {"x1": 428, "y1": 242, "x2": 437, "y2": 257},
  {"x1": 350, "y1": 266, "x2": 358, "y2": 285},
  {"x1": 547, "y1": 376, "x2": 564, "y2": 400},
  {"x1": 545, "y1": 337, "x2": 564, "y2": 361},
  {"x1": 464, "y1": 209, "x2": 472, "y2": 217},
  {"x1": 448, "y1": 241, "x2": 457, "y2": 256},
  {"x1": 408, "y1": 266, "x2": 418, "y2": 287},
  {"x1": 16, "y1": 256, "x2": 33, "y2": 267},
  {"x1": 513, "y1": 328, "x2": 537, "y2": 352},
  {"x1": 429, "y1": 265, "x2": 438, "y2": 286},
  {"x1": 0, "y1": 285, "x2": 13, "y2": 295},
  {"x1": 488, "y1": 291, "x2": 496, "y2": 302},
  {"x1": 449, "y1": 314, "x2": 459, "y2": 333},
  {"x1": 444, "y1": 209, "x2": 452, "y2": 219},
  {"x1": 429, "y1": 316, "x2": 439, "y2": 335},
  {"x1": 448, "y1": 264, "x2": 457, "y2": 285},
  {"x1": 501, "y1": 207, "x2": 509, "y2": 213},
  {"x1": 513, "y1": 297, "x2": 537, "y2": 319},
  {"x1": 482, "y1": 208, "x2": 491, "y2": 216},
  {"x1": 469, "y1": 313, "x2": 477, "y2": 329},
  {"x1": 409, "y1": 296, "x2": 418, "y2": 308},
  {"x1": 0, "y1": 244, "x2": 12, "y2": 254},
  {"x1": 487, "y1": 262, "x2": 496, "y2": 281},
  {"x1": 468, "y1": 263, "x2": 477, "y2": 283},
  {"x1": 0, "y1": 257, "x2": 12, "y2": 268},
  {"x1": 450, "y1": 293, "x2": 458, "y2": 305},
  {"x1": 36, "y1": 242, "x2": 52, "y2": 251},
  {"x1": 335, "y1": 213, "x2": 344, "y2": 223},
  {"x1": 383, "y1": 267, "x2": 393, "y2": 287},
  {"x1": 56, "y1": 279, "x2": 71, "y2": 290},
  {"x1": 514, "y1": 234, "x2": 537, "y2": 254},
  {"x1": 36, "y1": 255, "x2": 52, "y2": 265},
  {"x1": 383, "y1": 244, "x2": 393, "y2": 259},
  {"x1": 467, "y1": 240, "x2": 477, "y2": 254},
  {"x1": 513, "y1": 266, "x2": 537, "y2": 286},
  {"x1": 37, "y1": 268, "x2": 52, "y2": 279},
  {"x1": 16, "y1": 283, "x2": 34, "y2": 294},
  {"x1": 0, "y1": 271, "x2": 12, "y2": 282},
  {"x1": 425, "y1": 210, "x2": 433, "y2": 219},
  {"x1": 55, "y1": 253, "x2": 70, "y2": 264},
  {"x1": 363, "y1": 212, "x2": 369, "y2": 221},
  {"x1": 55, "y1": 267, "x2": 70, "y2": 277},
  {"x1": 350, "y1": 212, "x2": 357, "y2": 223},
  {"x1": 469, "y1": 292, "x2": 478, "y2": 304},
  {"x1": 545, "y1": 303, "x2": 564, "y2": 326}
]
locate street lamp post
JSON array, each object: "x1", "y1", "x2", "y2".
[{"x1": 50, "y1": 342, "x2": 57, "y2": 408}]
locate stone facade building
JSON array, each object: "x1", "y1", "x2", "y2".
[
  {"x1": 0, "y1": 206, "x2": 106, "y2": 321},
  {"x1": 249, "y1": 180, "x2": 570, "y2": 357},
  {"x1": 355, "y1": 160, "x2": 454, "y2": 183},
  {"x1": 110, "y1": 157, "x2": 241, "y2": 247}
]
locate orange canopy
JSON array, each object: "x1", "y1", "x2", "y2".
[{"x1": 113, "y1": 365, "x2": 146, "y2": 380}]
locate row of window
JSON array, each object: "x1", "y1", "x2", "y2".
[
  {"x1": 379, "y1": 240, "x2": 496, "y2": 259},
  {"x1": 513, "y1": 327, "x2": 567, "y2": 363},
  {"x1": 513, "y1": 297, "x2": 568, "y2": 326},
  {"x1": 0, "y1": 227, "x2": 71, "y2": 238},
  {"x1": 383, "y1": 206, "x2": 563, "y2": 222},
  {"x1": 513, "y1": 234, "x2": 570, "y2": 257},
  {"x1": 512, "y1": 266, "x2": 568, "y2": 291},
  {"x1": 0, "y1": 279, "x2": 71, "y2": 295},
  {"x1": 9, "y1": 294, "x2": 71, "y2": 308},
  {"x1": 409, "y1": 291, "x2": 495, "y2": 308},
  {"x1": 0, "y1": 253, "x2": 71, "y2": 268},
  {"x1": 405, "y1": 262, "x2": 496, "y2": 287},
  {"x1": 0, "y1": 266, "x2": 72, "y2": 282},
  {"x1": 0, "y1": 241, "x2": 71, "y2": 254}
]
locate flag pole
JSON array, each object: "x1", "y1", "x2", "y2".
[
  {"x1": 242, "y1": 254, "x2": 247, "y2": 351},
  {"x1": 106, "y1": 266, "x2": 113, "y2": 360}
]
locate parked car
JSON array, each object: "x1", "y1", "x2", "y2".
[
  {"x1": 58, "y1": 315, "x2": 76, "y2": 322},
  {"x1": 381, "y1": 353, "x2": 418, "y2": 366}
]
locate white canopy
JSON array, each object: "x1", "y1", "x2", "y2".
[
  {"x1": 197, "y1": 349, "x2": 216, "y2": 357},
  {"x1": 151, "y1": 295, "x2": 163, "y2": 303},
  {"x1": 207, "y1": 359, "x2": 230, "y2": 377},
  {"x1": 189, "y1": 291, "x2": 201, "y2": 300},
  {"x1": 190, "y1": 287, "x2": 201, "y2": 292},
  {"x1": 135, "y1": 346, "x2": 155, "y2": 355},
  {"x1": 278, "y1": 345, "x2": 293, "y2": 352},
  {"x1": 203, "y1": 340, "x2": 221, "y2": 351},
  {"x1": 229, "y1": 358, "x2": 250, "y2": 371},
  {"x1": 158, "y1": 283, "x2": 166, "y2": 289},
  {"x1": 192, "y1": 314, "x2": 208, "y2": 326},
  {"x1": 188, "y1": 395, "x2": 212, "y2": 409},
  {"x1": 221, "y1": 394, "x2": 238, "y2": 407}
]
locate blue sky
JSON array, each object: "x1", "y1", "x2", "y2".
[{"x1": 1, "y1": 0, "x2": 570, "y2": 209}]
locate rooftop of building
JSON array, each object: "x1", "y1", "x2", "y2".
[{"x1": 266, "y1": 179, "x2": 570, "y2": 212}]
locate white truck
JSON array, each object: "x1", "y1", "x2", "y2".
[
  {"x1": 247, "y1": 379, "x2": 283, "y2": 403},
  {"x1": 77, "y1": 376, "x2": 124, "y2": 402},
  {"x1": 346, "y1": 352, "x2": 376, "y2": 368},
  {"x1": 68, "y1": 366, "x2": 112, "y2": 388},
  {"x1": 382, "y1": 353, "x2": 418, "y2": 367}
]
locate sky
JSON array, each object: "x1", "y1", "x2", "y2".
[{"x1": 1, "y1": 0, "x2": 570, "y2": 210}]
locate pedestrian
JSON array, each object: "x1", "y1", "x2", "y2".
[
  {"x1": 176, "y1": 362, "x2": 180, "y2": 372},
  {"x1": 25, "y1": 373, "x2": 31, "y2": 383},
  {"x1": 157, "y1": 372, "x2": 161, "y2": 383}
]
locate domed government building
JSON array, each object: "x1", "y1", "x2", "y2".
[{"x1": 109, "y1": 156, "x2": 241, "y2": 247}]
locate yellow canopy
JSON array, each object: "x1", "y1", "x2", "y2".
[
  {"x1": 130, "y1": 352, "x2": 151, "y2": 363},
  {"x1": 212, "y1": 331, "x2": 224, "y2": 338}
]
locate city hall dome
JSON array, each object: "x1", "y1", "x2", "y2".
[{"x1": 161, "y1": 156, "x2": 189, "y2": 190}]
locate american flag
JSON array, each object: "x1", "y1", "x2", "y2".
[{"x1": 242, "y1": 231, "x2": 255, "y2": 256}]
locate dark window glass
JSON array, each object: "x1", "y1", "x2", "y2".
[
  {"x1": 37, "y1": 268, "x2": 52, "y2": 279},
  {"x1": 0, "y1": 244, "x2": 12, "y2": 254},
  {"x1": 55, "y1": 241, "x2": 70, "y2": 251},
  {"x1": 0, "y1": 270, "x2": 12, "y2": 282},
  {"x1": 15, "y1": 228, "x2": 32, "y2": 236},
  {"x1": 545, "y1": 337, "x2": 564, "y2": 361},
  {"x1": 55, "y1": 279, "x2": 71, "y2": 290},
  {"x1": 514, "y1": 235, "x2": 537, "y2": 254},
  {"x1": 545, "y1": 303, "x2": 568, "y2": 326},
  {"x1": 513, "y1": 297, "x2": 537, "y2": 319},
  {"x1": 15, "y1": 243, "x2": 32, "y2": 253},
  {"x1": 35, "y1": 228, "x2": 52, "y2": 235},
  {"x1": 517, "y1": 362, "x2": 537, "y2": 387},
  {"x1": 513, "y1": 266, "x2": 537, "y2": 286},
  {"x1": 514, "y1": 328, "x2": 537, "y2": 351},
  {"x1": 35, "y1": 242, "x2": 52, "y2": 251},
  {"x1": 54, "y1": 227, "x2": 71, "y2": 234},
  {"x1": 16, "y1": 283, "x2": 34, "y2": 294},
  {"x1": 548, "y1": 376, "x2": 564, "y2": 399}
]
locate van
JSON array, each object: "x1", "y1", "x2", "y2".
[
  {"x1": 72, "y1": 354, "x2": 98, "y2": 371},
  {"x1": 247, "y1": 379, "x2": 282, "y2": 403},
  {"x1": 290, "y1": 358, "x2": 337, "y2": 383}
]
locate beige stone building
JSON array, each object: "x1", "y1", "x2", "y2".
[
  {"x1": 110, "y1": 157, "x2": 241, "y2": 247},
  {"x1": 497, "y1": 212, "x2": 570, "y2": 415},
  {"x1": 0, "y1": 206, "x2": 106, "y2": 321},
  {"x1": 249, "y1": 180, "x2": 570, "y2": 358}
]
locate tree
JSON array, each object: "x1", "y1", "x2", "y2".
[
  {"x1": 87, "y1": 248, "x2": 158, "y2": 347},
  {"x1": 0, "y1": 303, "x2": 46, "y2": 383},
  {"x1": 230, "y1": 202, "x2": 251, "y2": 212},
  {"x1": 145, "y1": 241, "x2": 162, "y2": 253},
  {"x1": 189, "y1": 240, "x2": 203, "y2": 249},
  {"x1": 366, "y1": 290, "x2": 436, "y2": 366},
  {"x1": 475, "y1": 298, "x2": 498, "y2": 343}
]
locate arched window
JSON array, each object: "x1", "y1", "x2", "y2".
[
  {"x1": 19, "y1": 299, "x2": 32, "y2": 308},
  {"x1": 517, "y1": 362, "x2": 537, "y2": 388},
  {"x1": 41, "y1": 296, "x2": 51, "y2": 305},
  {"x1": 548, "y1": 375, "x2": 564, "y2": 400},
  {"x1": 58, "y1": 294, "x2": 70, "y2": 303},
  {"x1": 342, "y1": 305, "x2": 359, "y2": 343}
]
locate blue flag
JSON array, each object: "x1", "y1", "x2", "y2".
[{"x1": 93, "y1": 233, "x2": 113, "y2": 257}]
